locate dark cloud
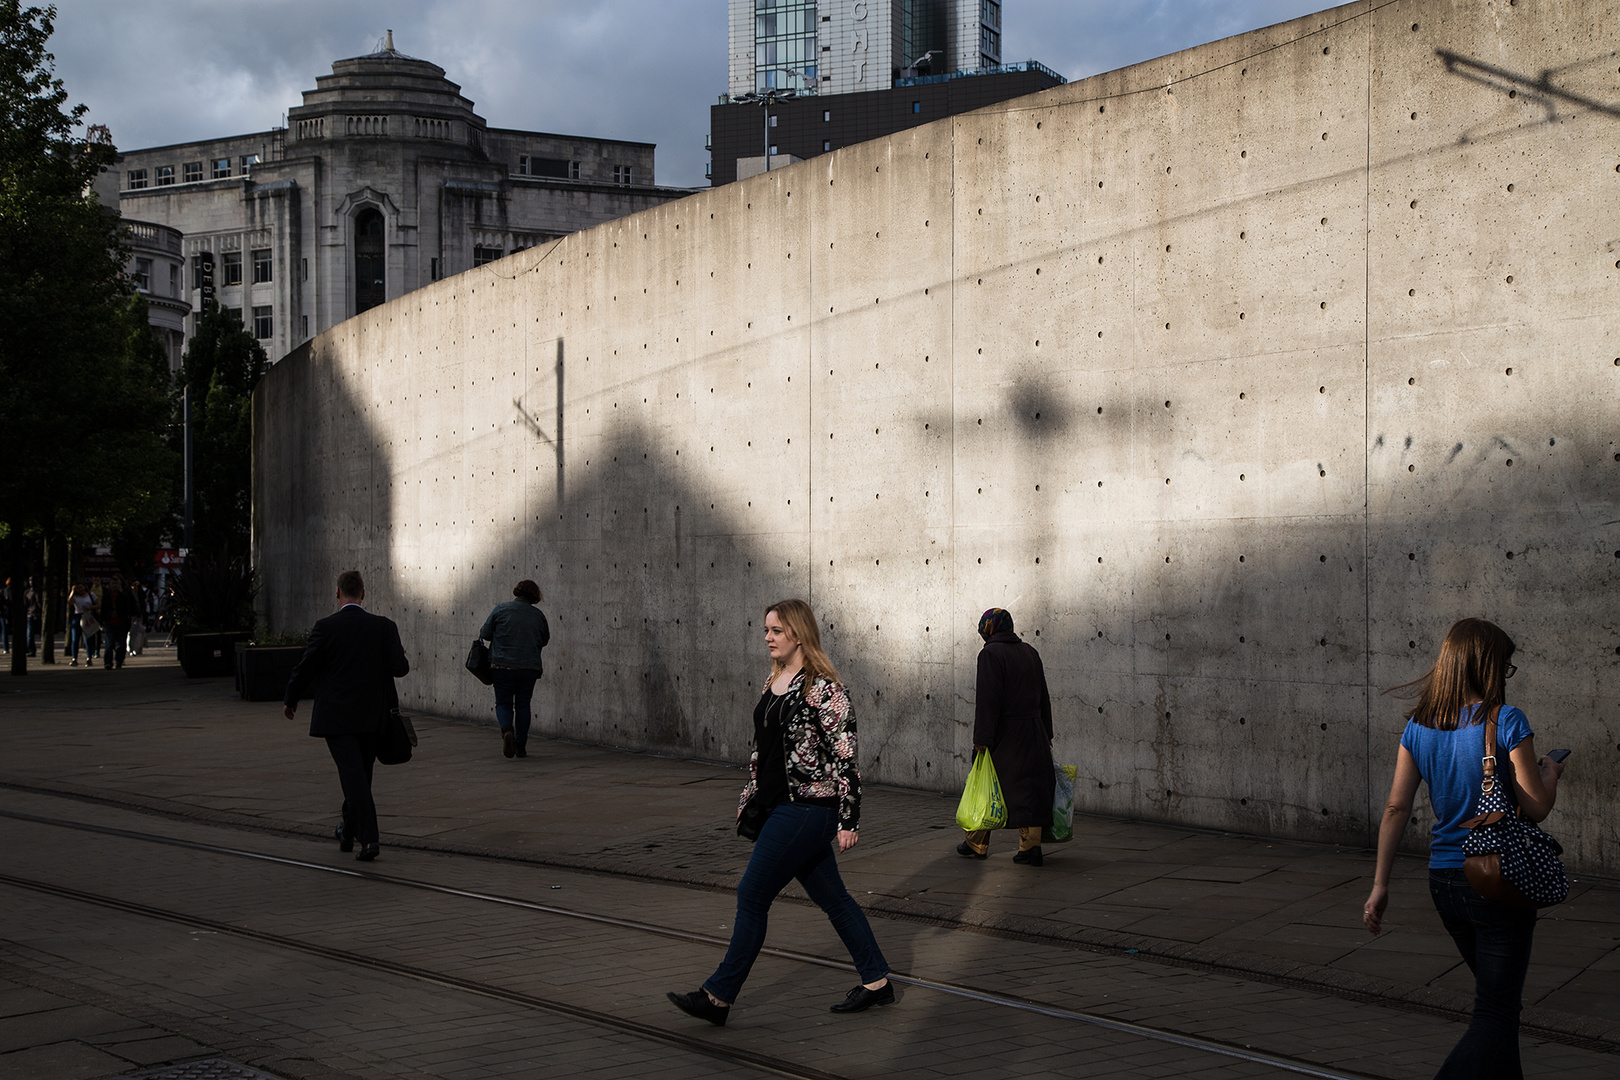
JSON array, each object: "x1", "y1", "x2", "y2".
[{"x1": 48, "y1": 1, "x2": 1326, "y2": 189}]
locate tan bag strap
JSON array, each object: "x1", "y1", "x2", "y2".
[{"x1": 1480, "y1": 703, "x2": 1499, "y2": 794}]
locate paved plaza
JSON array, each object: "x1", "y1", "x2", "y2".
[{"x1": 0, "y1": 648, "x2": 1614, "y2": 1079}]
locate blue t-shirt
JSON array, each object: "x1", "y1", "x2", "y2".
[{"x1": 1400, "y1": 704, "x2": 1533, "y2": 868}]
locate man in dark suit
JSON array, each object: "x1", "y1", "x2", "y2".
[{"x1": 284, "y1": 570, "x2": 409, "y2": 861}]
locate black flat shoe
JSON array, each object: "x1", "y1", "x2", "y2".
[
  {"x1": 667, "y1": 989, "x2": 728, "y2": 1026},
  {"x1": 356, "y1": 844, "x2": 379, "y2": 862},
  {"x1": 502, "y1": 730, "x2": 516, "y2": 758},
  {"x1": 1013, "y1": 847, "x2": 1044, "y2": 867},
  {"x1": 830, "y1": 982, "x2": 895, "y2": 1013},
  {"x1": 956, "y1": 841, "x2": 987, "y2": 860},
  {"x1": 335, "y1": 823, "x2": 354, "y2": 853},
  {"x1": 515, "y1": 742, "x2": 527, "y2": 758}
]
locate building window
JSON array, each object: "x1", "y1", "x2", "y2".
[
  {"x1": 169, "y1": 264, "x2": 179, "y2": 297},
  {"x1": 225, "y1": 306, "x2": 242, "y2": 326},
  {"x1": 768, "y1": 115, "x2": 778, "y2": 127},
  {"x1": 569, "y1": 161, "x2": 580, "y2": 179},
  {"x1": 252, "y1": 248, "x2": 272, "y2": 284},
  {"x1": 222, "y1": 251, "x2": 243, "y2": 286},
  {"x1": 912, "y1": 101, "x2": 921, "y2": 113},
  {"x1": 302, "y1": 315, "x2": 309, "y2": 339},
  {"x1": 754, "y1": 0, "x2": 818, "y2": 92},
  {"x1": 240, "y1": 154, "x2": 259, "y2": 176},
  {"x1": 126, "y1": 169, "x2": 148, "y2": 189},
  {"x1": 355, "y1": 208, "x2": 385, "y2": 314},
  {"x1": 613, "y1": 165, "x2": 634, "y2": 184},
  {"x1": 823, "y1": 140, "x2": 831, "y2": 152},
  {"x1": 183, "y1": 161, "x2": 202, "y2": 183},
  {"x1": 769, "y1": 145, "x2": 777, "y2": 156},
  {"x1": 430, "y1": 257, "x2": 439, "y2": 281},
  {"x1": 252, "y1": 306, "x2": 272, "y2": 340},
  {"x1": 156, "y1": 165, "x2": 175, "y2": 186},
  {"x1": 301, "y1": 258, "x2": 308, "y2": 281},
  {"x1": 133, "y1": 257, "x2": 152, "y2": 291},
  {"x1": 211, "y1": 158, "x2": 231, "y2": 179},
  {"x1": 823, "y1": 110, "x2": 830, "y2": 122},
  {"x1": 981, "y1": 0, "x2": 1001, "y2": 31},
  {"x1": 473, "y1": 246, "x2": 503, "y2": 267},
  {"x1": 518, "y1": 154, "x2": 529, "y2": 175}
]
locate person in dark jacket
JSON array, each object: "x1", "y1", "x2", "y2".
[
  {"x1": 101, "y1": 576, "x2": 137, "y2": 669},
  {"x1": 958, "y1": 607, "x2": 1055, "y2": 866},
  {"x1": 283, "y1": 570, "x2": 409, "y2": 862},
  {"x1": 478, "y1": 579, "x2": 551, "y2": 758}
]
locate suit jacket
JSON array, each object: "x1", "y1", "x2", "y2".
[
  {"x1": 284, "y1": 604, "x2": 410, "y2": 737},
  {"x1": 973, "y1": 631, "x2": 1056, "y2": 828}
]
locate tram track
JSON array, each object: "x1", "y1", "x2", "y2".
[{"x1": 0, "y1": 806, "x2": 1378, "y2": 1080}]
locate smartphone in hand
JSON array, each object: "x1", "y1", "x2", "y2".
[{"x1": 1545, "y1": 748, "x2": 1572, "y2": 763}]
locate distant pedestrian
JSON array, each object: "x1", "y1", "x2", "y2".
[
  {"x1": 669, "y1": 599, "x2": 892, "y2": 1025},
  {"x1": 283, "y1": 570, "x2": 410, "y2": 862},
  {"x1": 1362, "y1": 618, "x2": 1565, "y2": 1080},
  {"x1": 958, "y1": 608, "x2": 1055, "y2": 866},
  {"x1": 477, "y1": 579, "x2": 550, "y2": 759},
  {"x1": 67, "y1": 584, "x2": 95, "y2": 666},
  {"x1": 101, "y1": 576, "x2": 136, "y2": 669}
]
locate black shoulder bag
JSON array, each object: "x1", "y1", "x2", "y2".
[{"x1": 1459, "y1": 706, "x2": 1567, "y2": 909}]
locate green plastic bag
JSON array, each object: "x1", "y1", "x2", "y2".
[
  {"x1": 955, "y1": 750, "x2": 1007, "y2": 832},
  {"x1": 1044, "y1": 762, "x2": 1078, "y2": 843}
]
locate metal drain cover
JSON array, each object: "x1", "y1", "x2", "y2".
[{"x1": 103, "y1": 1060, "x2": 284, "y2": 1080}]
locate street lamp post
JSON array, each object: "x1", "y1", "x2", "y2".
[{"x1": 730, "y1": 86, "x2": 797, "y2": 174}]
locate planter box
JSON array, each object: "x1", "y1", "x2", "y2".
[
  {"x1": 237, "y1": 644, "x2": 305, "y2": 702},
  {"x1": 178, "y1": 632, "x2": 251, "y2": 678}
]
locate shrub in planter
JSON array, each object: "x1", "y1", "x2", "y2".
[{"x1": 172, "y1": 555, "x2": 257, "y2": 678}]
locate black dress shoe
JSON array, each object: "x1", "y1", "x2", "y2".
[
  {"x1": 667, "y1": 989, "x2": 728, "y2": 1026},
  {"x1": 956, "y1": 841, "x2": 987, "y2": 860},
  {"x1": 356, "y1": 844, "x2": 379, "y2": 862},
  {"x1": 335, "y1": 823, "x2": 354, "y2": 853},
  {"x1": 830, "y1": 982, "x2": 895, "y2": 1013},
  {"x1": 502, "y1": 730, "x2": 516, "y2": 758},
  {"x1": 1013, "y1": 847, "x2": 1044, "y2": 867}
]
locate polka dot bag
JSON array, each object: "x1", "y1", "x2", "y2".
[{"x1": 1460, "y1": 705, "x2": 1568, "y2": 909}]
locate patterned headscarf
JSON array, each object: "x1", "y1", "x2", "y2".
[{"x1": 978, "y1": 608, "x2": 1014, "y2": 640}]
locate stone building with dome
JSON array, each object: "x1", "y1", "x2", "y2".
[{"x1": 96, "y1": 34, "x2": 689, "y2": 364}]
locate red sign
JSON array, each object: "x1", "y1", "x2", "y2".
[{"x1": 154, "y1": 549, "x2": 185, "y2": 567}]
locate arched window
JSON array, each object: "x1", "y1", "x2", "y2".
[{"x1": 355, "y1": 208, "x2": 385, "y2": 313}]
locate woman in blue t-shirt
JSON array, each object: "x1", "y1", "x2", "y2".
[{"x1": 1362, "y1": 618, "x2": 1565, "y2": 1079}]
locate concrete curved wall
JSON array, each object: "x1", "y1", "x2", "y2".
[{"x1": 256, "y1": 0, "x2": 1620, "y2": 873}]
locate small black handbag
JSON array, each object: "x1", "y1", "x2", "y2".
[
  {"x1": 465, "y1": 638, "x2": 493, "y2": 685},
  {"x1": 737, "y1": 795, "x2": 770, "y2": 841}
]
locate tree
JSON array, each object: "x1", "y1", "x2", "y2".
[
  {"x1": 0, "y1": 3, "x2": 174, "y2": 674},
  {"x1": 176, "y1": 306, "x2": 267, "y2": 562}
]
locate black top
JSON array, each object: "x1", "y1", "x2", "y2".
[{"x1": 753, "y1": 689, "x2": 836, "y2": 811}]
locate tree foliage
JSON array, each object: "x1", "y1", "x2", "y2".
[
  {"x1": 177, "y1": 306, "x2": 267, "y2": 561},
  {"x1": 0, "y1": 2, "x2": 174, "y2": 546}
]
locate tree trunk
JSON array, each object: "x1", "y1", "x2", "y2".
[
  {"x1": 40, "y1": 532, "x2": 58, "y2": 665},
  {"x1": 5, "y1": 533, "x2": 27, "y2": 677}
]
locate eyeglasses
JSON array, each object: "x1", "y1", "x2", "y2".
[{"x1": 1505, "y1": 664, "x2": 1517, "y2": 679}]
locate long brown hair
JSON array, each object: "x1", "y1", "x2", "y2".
[
  {"x1": 1387, "y1": 618, "x2": 1516, "y2": 730},
  {"x1": 765, "y1": 598, "x2": 841, "y2": 687}
]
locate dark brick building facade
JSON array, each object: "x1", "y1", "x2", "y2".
[{"x1": 709, "y1": 64, "x2": 1064, "y2": 186}]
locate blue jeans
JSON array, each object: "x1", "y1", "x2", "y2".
[
  {"x1": 1429, "y1": 868, "x2": 1537, "y2": 1079},
  {"x1": 704, "y1": 802, "x2": 889, "y2": 1005},
  {"x1": 491, "y1": 667, "x2": 540, "y2": 746}
]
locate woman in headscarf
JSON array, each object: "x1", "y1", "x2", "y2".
[{"x1": 958, "y1": 608, "x2": 1055, "y2": 865}]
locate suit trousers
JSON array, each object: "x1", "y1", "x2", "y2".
[{"x1": 326, "y1": 733, "x2": 380, "y2": 845}]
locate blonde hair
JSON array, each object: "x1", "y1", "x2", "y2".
[
  {"x1": 1386, "y1": 617, "x2": 1516, "y2": 731},
  {"x1": 765, "y1": 598, "x2": 840, "y2": 687}
]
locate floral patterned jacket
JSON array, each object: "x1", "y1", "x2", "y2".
[{"x1": 737, "y1": 670, "x2": 862, "y2": 832}]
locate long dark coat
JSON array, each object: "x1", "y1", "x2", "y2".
[{"x1": 973, "y1": 631, "x2": 1055, "y2": 828}]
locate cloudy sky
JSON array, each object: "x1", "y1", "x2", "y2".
[{"x1": 47, "y1": 1, "x2": 1329, "y2": 189}]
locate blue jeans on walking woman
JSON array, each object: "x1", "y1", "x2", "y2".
[
  {"x1": 704, "y1": 802, "x2": 888, "y2": 1005},
  {"x1": 1429, "y1": 868, "x2": 1537, "y2": 1079},
  {"x1": 490, "y1": 667, "x2": 540, "y2": 747}
]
